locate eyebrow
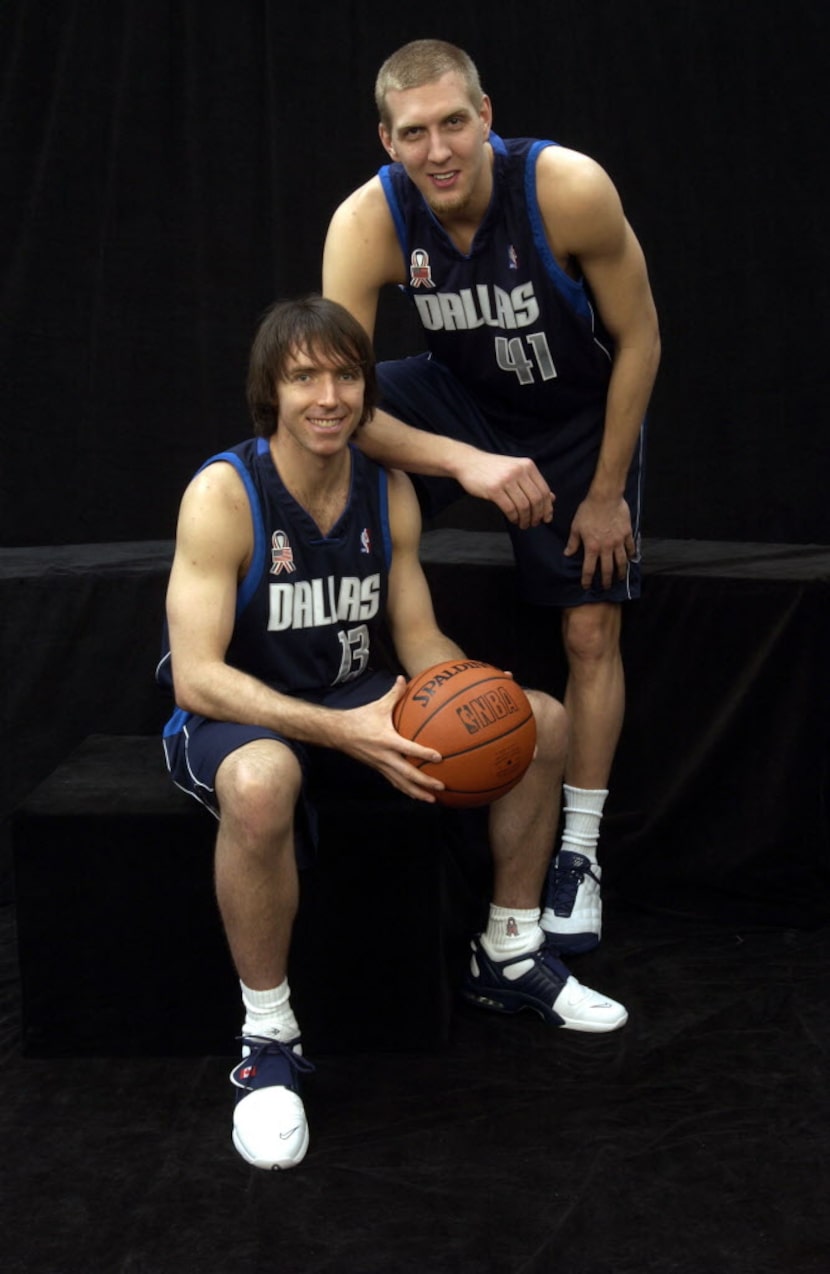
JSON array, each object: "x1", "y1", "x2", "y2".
[
  {"x1": 284, "y1": 357, "x2": 361, "y2": 377},
  {"x1": 394, "y1": 106, "x2": 474, "y2": 134}
]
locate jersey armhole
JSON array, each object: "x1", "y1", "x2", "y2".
[
  {"x1": 198, "y1": 448, "x2": 267, "y2": 615},
  {"x1": 379, "y1": 165, "x2": 409, "y2": 268},
  {"x1": 524, "y1": 140, "x2": 594, "y2": 324},
  {"x1": 377, "y1": 467, "x2": 393, "y2": 569}
]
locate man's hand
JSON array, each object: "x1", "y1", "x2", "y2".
[
  {"x1": 332, "y1": 677, "x2": 446, "y2": 802},
  {"x1": 564, "y1": 493, "x2": 635, "y2": 590},
  {"x1": 455, "y1": 452, "x2": 554, "y2": 530}
]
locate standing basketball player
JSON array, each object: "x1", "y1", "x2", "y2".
[
  {"x1": 323, "y1": 39, "x2": 661, "y2": 956},
  {"x1": 158, "y1": 296, "x2": 627, "y2": 1172}
]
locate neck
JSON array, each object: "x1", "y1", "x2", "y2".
[
  {"x1": 434, "y1": 142, "x2": 494, "y2": 251},
  {"x1": 269, "y1": 439, "x2": 352, "y2": 535}
]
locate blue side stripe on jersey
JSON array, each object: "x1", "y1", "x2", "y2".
[
  {"x1": 377, "y1": 467, "x2": 392, "y2": 568},
  {"x1": 524, "y1": 140, "x2": 593, "y2": 324},
  {"x1": 162, "y1": 705, "x2": 190, "y2": 739},
  {"x1": 380, "y1": 165, "x2": 408, "y2": 263}
]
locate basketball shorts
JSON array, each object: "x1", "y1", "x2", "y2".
[
  {"x1": 161, "y1": 669, "x2": 397, "y2": 867},
  {"x1": 376, "y1": 353, "x2": 644, "y2": 608}
]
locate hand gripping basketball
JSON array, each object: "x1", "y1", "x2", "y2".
[{"x1": 393, "y1": 659, "x2": 536, "y2": 808}]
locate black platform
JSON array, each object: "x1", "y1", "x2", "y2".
[
  {"x1": 3, "y1": 531, "x2": 829, "y2": 926},
  {"x1": 11, "y1": 734, "x2": 470, "y2": 1057}
]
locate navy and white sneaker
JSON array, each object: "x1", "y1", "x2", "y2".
[
  {"x1": 230, "y1": 1035, "x2": 315, "y2": 1170},
  {"x1": 541, "y1": 850, "x2": 603, "y2": 954},
  {"x1": 462, "y1": 936, "x2": 627, "y2": 1033}
]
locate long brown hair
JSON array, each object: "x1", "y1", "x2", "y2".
[{"x1": 246, "y1": 296, "x2": 377, "y2": 438}]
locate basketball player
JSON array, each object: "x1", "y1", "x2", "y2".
[
  {"x1": 158, "y1": 296, "x2": 627, "y2": 1172},
  {"x1": 323, "y1": 39, "x2": 661, "y2": 956}
]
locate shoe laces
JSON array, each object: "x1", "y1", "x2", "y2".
[
  {"x1": 233, "y1": 1035, "x2": 316, "y2": 1093},
  {"x1": 551, "y1": 854, "x2": 593, "y2": 909}
]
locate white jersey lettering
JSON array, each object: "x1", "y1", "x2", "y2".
[
  {"x1": 414, "y1": 282, "x2": 539, "y2": 333},
  {"x1": 268, "y1": 574, "x2": 381, "y2": 631}
]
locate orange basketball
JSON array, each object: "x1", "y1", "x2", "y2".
[{"x1": 393, "y1": 659, "x2": 537, "y2": 808}]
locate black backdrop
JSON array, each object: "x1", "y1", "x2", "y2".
[{"x1": 2, "y1": 0, "x2": 828, "y2": 549}]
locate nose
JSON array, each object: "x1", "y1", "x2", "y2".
[
  {"x1": 316, "y1": 374, "x2": 339, "y2": 405},
  {"x1": 426, "y1": 127, "x2": 452, "y2": 165}
]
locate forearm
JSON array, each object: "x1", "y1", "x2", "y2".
[
  {"x1": 358, "y1": 409, "x2": 482, "y2": 480},
  {"x1": 396, "y1": 634, "x2": 467, "y2": 681},
  {"x1": 172, "y1": 658, "x2": 344, "y2": 749},
  {"x1": 590, "y1": 338, "x2": 660, "y2": 499}
]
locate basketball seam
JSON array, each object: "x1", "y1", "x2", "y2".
[
  {"x1": 398, "y1": 675, "x2": 526, "y2": 743},
  {"x1": 411, "y1": 712, "x2": 535, "y2": 764}
]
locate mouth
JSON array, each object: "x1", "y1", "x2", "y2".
[
  {"x1": 428, "y1": 170, "x2": 460, "y2": 188},
  {"x1": 308, "y1": 416, "x2": 347, "y2": 432}
]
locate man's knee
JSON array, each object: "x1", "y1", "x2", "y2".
[
  {"x1": 216, "y1": 740, "x2": 302, "y2": 839},
  {"x1": 561, "y1": 603, "x2": 622, "y2": 665},
  {"x1": 525, "y1": 690, "x2": 568, "y2": 765}
]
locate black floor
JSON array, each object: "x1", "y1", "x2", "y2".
[{"x1": 2, "y1": 898, "x2": 830, "y2": 1274}]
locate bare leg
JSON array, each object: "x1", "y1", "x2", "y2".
[
  {"x1": 213, "y1": 738, "x2": 302, "y2": 990},
  {"x1": 215, "y1": 740, "x2": 313, "y2": 1172},
  {"x1": 543, "y1": 602, "x2": 624, "y2": 954},
  {"x1": 561, "y1": 602, "x2": 624, "y2": 788},
  {"x1": 464, "y1": 689, "x2": 628, "y2": 1032},
  {"x1": 487, "y1": 691, "x2": 568, "y2": 906}
]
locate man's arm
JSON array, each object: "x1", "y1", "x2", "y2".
[
  {"x1": 537, "y1": 147, "x2": 661, "y2": 588},
  {"x1": 323, "y1": 182, "x2": 554, "y2": 530},
  {"x1": 384, "y1": 467, "x2": 468, "y2": 675},
  {"x1": 166, "y1": 461, "x2": 444, "y2": 800},
  {"x1": 167, "y1": 462, "x2": 345, "y2": 741}
]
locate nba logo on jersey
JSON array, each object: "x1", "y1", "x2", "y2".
[
  {"x1": 409, "y1": 248, "x2": 435, "y2": 288},
  {"x1": 270, "y1": 529, "x2": 296, "y2": 575},
  {"x1": 360, "y1": 527, "x2": 372, "y2": 554},
  {"x1": 508, "y1": 244, "x2": 518, "y2": 270}
]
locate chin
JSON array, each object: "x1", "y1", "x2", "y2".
[{"x1": 426, "y1": 189, "x2": 471, "y2": 217}]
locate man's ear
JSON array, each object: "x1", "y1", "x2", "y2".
[{"x1": 379, "y1": 121, "x2": 396, "y2": 159}]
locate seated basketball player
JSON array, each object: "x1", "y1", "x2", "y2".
[{"x1": 157, "y1": 296, "x2": 627, "y2": 1172}]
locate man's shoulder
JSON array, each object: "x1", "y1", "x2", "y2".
[
  {"x1": 325, "y1": 175, "x2": 405, "y2": 292},
  {"x1": 534, "y1": 143, "x2": 610, "y2": 190},
  {"x1": 330, "y1": 173, "x2": 393, "y2": 230},
  {"x1": 185, "y1": 440, "x2": 258, "y2": 495}
]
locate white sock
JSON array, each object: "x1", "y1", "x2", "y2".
[
  {"x1": 481, "y1": 904, "x2": 545, "y2": 959},
  {"x1": 240, "y1": 978, "x2": 300, "y2": 1046},
  {"x1": 560, "y1": 785, "x2": 608, "y2": 864}
]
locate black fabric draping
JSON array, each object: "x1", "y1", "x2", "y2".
[{"x1": 2, "y1": 1, "x2": 829, "y2": 547}]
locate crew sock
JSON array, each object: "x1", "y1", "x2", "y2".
[
  {"x1": 481, "y1": 904, "x2": 545, "y2": 960},
  {"x1": 240, "y1": 978, "x2": 300, "y2": 1047},
  {"x1": 560, "y1": 785, "x2": 609, "y2": 863}
]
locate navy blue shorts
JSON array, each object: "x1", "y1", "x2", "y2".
[
  {"x1": 377, "y1": 353, "x2": 644, "y2": 608},
  {"x1": 161, "y1": 670, "x2": 397, "y2": 867}
]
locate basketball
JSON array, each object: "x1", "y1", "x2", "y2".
[{"x1": 393, "y1": 659, "x2": 537, "y2": 808}]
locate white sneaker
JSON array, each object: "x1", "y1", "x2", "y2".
[
  {"x1": 229, "y1": 1036, "x2": 314, "y2": 1170},
  {"x1": 463, "y1": 938, "x2": 627, "y2": 1033},
  {"x1": 552, "y1": 970, "x2": 628, "y2": 1033},
  {"x1": 541, "y1": 851, "x2": 603, "y2": 954}
]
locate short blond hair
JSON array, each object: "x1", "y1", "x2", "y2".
[{"x1": 375, "y1": 39, "x2": 484, "y2": 129}]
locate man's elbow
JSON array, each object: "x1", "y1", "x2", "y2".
[
  {"x1": 170, "y1": 667, "x2": 209, "y2": 716},
  {"x1": 648, "y1": 323, "x2": 662, "y2": 378}
]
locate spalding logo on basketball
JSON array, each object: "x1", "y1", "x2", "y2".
[{"x1": 393, "y1": 659, "x2": 537, "y2": 808}]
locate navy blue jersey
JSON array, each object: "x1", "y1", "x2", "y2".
[
  {"x1": 379, "y1": 134, "x2": 613, "y2": 443},
  {"x1": 158, "y1": 438, "x2": 393, "y2": 715}
]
